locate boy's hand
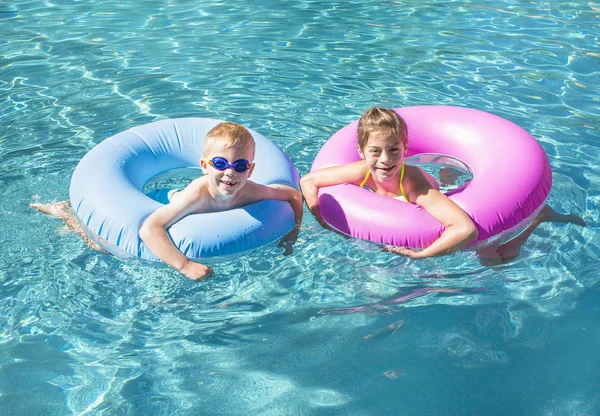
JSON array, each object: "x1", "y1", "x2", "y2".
[
  {"x1": 278, "y1": 225, "x2": 300, "y2": 256},
  {"x1": 180, "y1": 261, "x2": 213, "y2": 281}
]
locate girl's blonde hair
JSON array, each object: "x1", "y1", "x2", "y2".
[{"x1": 357, "y1": 107, "x2": 408, "y2": 150}]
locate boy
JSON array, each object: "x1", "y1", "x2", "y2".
[
  {"x1": 139, "y1": 121, "x2": 303, "y2": 280},
  {"x1": 32, "y1": 122, "x2": 303, "y2": 281}
]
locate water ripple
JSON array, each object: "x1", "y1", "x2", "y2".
[{"x1": 1, "y1": 0, "x2": 599, "y2": 414}]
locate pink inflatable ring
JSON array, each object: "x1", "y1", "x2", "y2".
[{"x1": 310, "y1": 106, "x2": 552, "y2": 249}]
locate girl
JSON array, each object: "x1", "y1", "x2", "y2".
[{"x1": 300, "y1": 107, "x2": 479, "y2": 259}]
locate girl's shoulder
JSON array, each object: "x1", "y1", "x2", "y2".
[
  {"x1": 403, "y1": 165, "x2": 437, "y2": 196},
  {"x1": 344, "y1": 160, "x2": 370, "y2": 183},
  {"x1": 404, "y1": 164, "x2": 428, "y2": 181}
]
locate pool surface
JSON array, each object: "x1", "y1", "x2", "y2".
[{"x1": 1, "y1": 1, "x2": 599, "y2": 414}]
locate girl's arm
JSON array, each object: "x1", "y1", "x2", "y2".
[
  {"x1": 387, "y1": 169, "x2": 478, "y2": 259},
  {"x1": 300, "y1": 161, "x2": 366, "y2": 223}
]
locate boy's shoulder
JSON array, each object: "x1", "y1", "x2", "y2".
[
  {"x1": 237, "y1": 180, "x2": 294, "y2": 204},
  {"x1": 243, "y1": 180, "x2": 295, "y2": 192},
  {"x1": 238, "y1": 179, "x2": 267, "y2": 198},
  {"x1": 173, "y1": 177, "x2": 210, "y2": 206},
  {"x1": 185, "y1": 176, "x2": 209, "y2": 194}
]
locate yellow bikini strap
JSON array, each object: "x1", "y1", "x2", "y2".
[
  {"x1": 399, "y1": 163, "x2": 408, "y2": 202},
  {"x1": 360, "y1": 164, "x2": 407, "y2": 201},
  {"x1": 359, "y1": 170, "x2": 371, "y2": 188}
]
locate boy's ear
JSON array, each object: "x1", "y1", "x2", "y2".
[
  {"x1": 247, "y1": 163, "x2": 256, "y2": 177},
  {"x1": 357, "y1": 144, "x2": 365, "y2": 160},
  {"x1": 200, "y1": 158, "x2": 209, "y2": 174}
]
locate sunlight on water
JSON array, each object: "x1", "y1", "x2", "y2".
[{"x1": 1, "y1": 0, "x2": 599, "y2": 414}]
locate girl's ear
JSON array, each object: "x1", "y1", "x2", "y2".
[
  {"x1": 247, "y1": 163, "x2": 256, "y2": 178},
  {"x1": 357, "y1": 144, "x2": 365, "y2": 160}
]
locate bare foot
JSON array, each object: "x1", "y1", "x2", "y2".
[
  {"x1": 478, "y1": 204, "x2": 586, "y2": 267},
  {"x1": 31, "y1": 200, "x2": 109, "y2": 254},
  {"x1": 539, "y1": 205, "x2": 586, "y2": 227},
  {"x1": 30, "y1": 201, "x2": 71, "y2": 219}
]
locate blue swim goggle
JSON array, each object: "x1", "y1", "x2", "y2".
[{"x1": 205, "y1": 157, "x2": 254, "y2": 173}]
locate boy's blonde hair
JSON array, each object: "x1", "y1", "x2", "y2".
[
  {"x1": 357, "y1": 107, "x2": 408, "y2": 150},
  {"x1": 204, "y1": 122, "x2": 255, "y2": 156}
]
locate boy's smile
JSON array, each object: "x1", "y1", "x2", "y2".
[{"x1": 219, "y1": 176, "x2": 240, "y2": 190}]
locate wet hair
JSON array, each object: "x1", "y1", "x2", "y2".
[
  {"x1": 204, "y1": 122, "x2": 255, "y2": 156},
  {"x1": 357, "y1": 107, "x2": 408, "y2": 150}
]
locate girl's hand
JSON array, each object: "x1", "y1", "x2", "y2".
[{"x1": 384, "y1": 245, "x2": 424, "y2": 259}]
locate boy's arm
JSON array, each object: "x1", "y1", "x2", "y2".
[
  {"x1": 246, "y1": 183, "x2": 303, "y2": 255},
  {"x1": 139, "y1": 184, "x2": 212, "y2": 280},
  {"x1": 252, "y1": 183, "x2": 303, "y2": 226}
]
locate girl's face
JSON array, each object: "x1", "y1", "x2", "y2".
[{"x1": 358, "y1": 129, "x2": 406, "y2": 183}]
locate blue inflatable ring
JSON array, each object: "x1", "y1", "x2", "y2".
[{"x1": 69, "y1": 118, "x2": 300, "y2": 262}]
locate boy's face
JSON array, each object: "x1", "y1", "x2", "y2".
[
  {"x1": 358, "y1": 129, "x2": 406, "y2": 183},
  {"x1": 201, "y1": 140, "x2": 255, "y2": 197}
]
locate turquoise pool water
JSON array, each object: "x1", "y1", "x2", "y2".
[{"x1": 1, "y1": 1, "x2": 599, "y2": 414}]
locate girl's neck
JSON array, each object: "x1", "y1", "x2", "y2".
[{"x1": 371, "y1": 173, "x2": 402, "y2": 197}]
